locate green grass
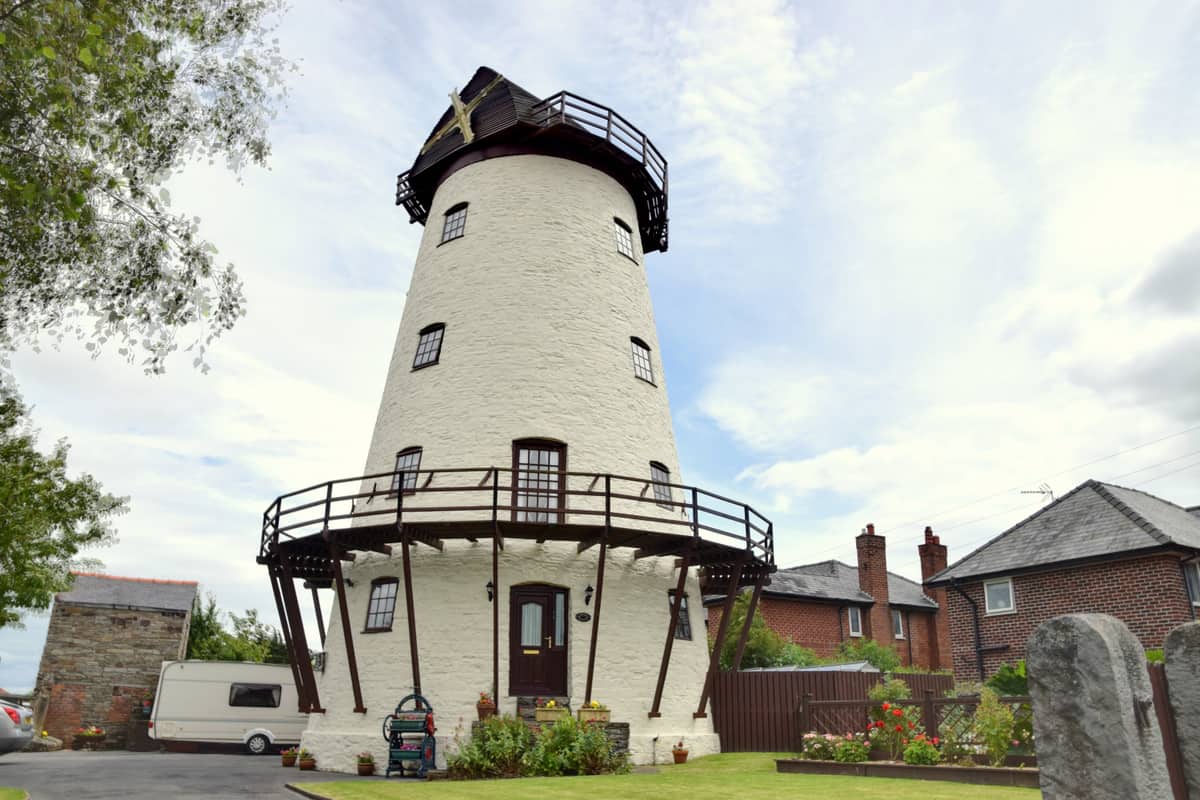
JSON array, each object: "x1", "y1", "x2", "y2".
[
  {"x1": 294, "y1": 753, "x2": 1040, "y2": 800},
  {"x1": 0, "y1": 788, "x2": 26, "y2": 800}
]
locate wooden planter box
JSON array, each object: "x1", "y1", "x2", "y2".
[
  {"x1": 776, "y1": 759, "x2": 1040, "y2": 788},
  {"x1": 535, "y1": 707, "x2": 569, "y2": 723},
  {"x1": 576, "y1": 708, "x2": 611, "y2": 723}
]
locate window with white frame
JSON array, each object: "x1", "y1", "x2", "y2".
[
  {"x1": 613, "y1": 218, "x2": 635, "y2": 259},
  {"x1": 892, "y1": 609, "x2": 905, "y2": 639},
  {"x1": 1185, "y1": 561, "x2": 1200, "y2": 606},
  {"x1": 630, "y1": 337, "x2": 654, "y2": 383},
  {"x1": 441, "y1": 203, "x2": 468, "y2": 243},
  {"x1": 391, "y1": 447, "x2": 422, "y2": 495},
  {"x1": 984, "y1": 578, "x2": 1016, "y2": 615},
  {"x1": 847, "y1": 606, "x2": 863, "y2": 637}
]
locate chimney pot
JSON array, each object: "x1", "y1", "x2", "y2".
[{"x1": 866, "y1": 523, "x2": 875, "y2": 535}]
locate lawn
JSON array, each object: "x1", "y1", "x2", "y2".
[
  {"x1": 0, "y1": 789, "x2": 25, "y2": 800},
  {"x1": 294, "y1": 753, "x2": 1042, "y2": 799}
]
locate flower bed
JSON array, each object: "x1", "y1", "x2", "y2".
[{"x1": 776, "y1": 758, "x2": 1040, "y2": 788}]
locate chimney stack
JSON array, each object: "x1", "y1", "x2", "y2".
[
  {"x1": 918, "y1": 526, "x2": 952, "y2": 671},
  {"x1": 856, "y1": 522, "x2": 890, "y2": 641}
]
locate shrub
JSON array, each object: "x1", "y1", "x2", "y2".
[
  {"x1": 937, "y1": 727, "x2": 974, "y2": 766},
  {"x1": 867, "y1": 683, "x2": 922, "y2": 761},
  {"x1": 836, "y1": 638, "x2": 901, "y2": 673},
  {"x1": 777, "y1": 642, "x2": 820, "y2": 667},
  {"x1": 986, "y1": 661, "x2": 1027, "y2": 696},
  {"x1": 832, "y1": 734, "x2": 870, "y2": 763},
  {"x1": 902, "y1": 734, "x2": 940, "y2": 765},
  {"x1": 868, "y1": 677, "x2": 912, "y2": 704},
  {"x1": 448, "y1": 715, "x2": 533, "y2": 779},
  {"x1": 799, "y1": 732, "x2": 840, "y2": 761},
  {"x1": 973, "y1": 687, "x2": 1015, "y2": 767},
  {"x1": 524, "y1": 716, "x2": 627, "y2": 777},
  {"x1": 1145, "y1": 649, "x2": 1164, "y2": 663}
]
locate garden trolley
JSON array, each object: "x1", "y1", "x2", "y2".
[{"x1": 381, "y1": 693, "x2": 437, "y2": 777}]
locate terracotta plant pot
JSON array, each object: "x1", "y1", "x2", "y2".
[
  {"x1": 576, "y1": 708, "x2": 610, "y2": 724},
  {"x1": 672, "y1": 749, "x2": 689, "y2": 764},
  {"x1": 298, "y1": 758, "x2": 316, "y2": 771},
  {"x1": 281, "y1": 755, "x2": 297, "y2": 767},
  {"x1": 357, "y1": 763, "x2": 374, "y2": 776},
  {"x1": 477, "y1": 703, "x2": 496, "y2": 721}
]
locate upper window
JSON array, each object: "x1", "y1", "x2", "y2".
[
  {"x1": 391, "y1": 447, "x2": 422, "y2": 495},
  {"x1": 650, "y1": 462, "x2": 673, "y2": 509},
  {"x1": 413, "y1": 323, "x2": 445, "y2": 369},
  {"x1": 669, "y1": 591, "x2": 692, "y2": 640},
  {"x1": 984, "y1": 578, "x2": 1016, "y2": 615},
  {"x1": 365, "y1": 578, "x2": 399, "y2": 632},
  {"x1": 613, "y1": 218, "x2": 634, "y2": 259},
  {"x1": 441, "y1": 203, "x2": 468, "y2": 243},
  {"x1": 630, "y1": 337, "x2": 654, "y2": 384},
  {"x1": 847, "y1": 606, "x2": 863, "y2": 637},
  {"x1": 513, "y1": 439, "x2": 566, "y2": 523},
  {"x1": 229, "y1": 683, "x2": 281, "y2": 708},
  {"x1": 1185, "y1": 561, "x2": 1200, "y2": 606},
  {"x1": 892, "y1": 609, "x2": 905, "y2": 639}
]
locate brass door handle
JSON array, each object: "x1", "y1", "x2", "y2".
[{"x1": 545, "y1": 635, "x2": 553, "y2": 647}]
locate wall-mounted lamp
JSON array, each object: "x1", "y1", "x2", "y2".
[
  {"x1": 344, "y1": 578, "x2": 355, "y2": 588},
  {"x1": 486, "y1": 580, "x2": 495, "y2": 602},
  {"x1": 584, "y1": 585, "x2": 594, "y2": 606}
]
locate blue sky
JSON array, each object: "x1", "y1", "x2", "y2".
[{"x1": 3, "y1": 0, "x2": 1200, "y2": 691}]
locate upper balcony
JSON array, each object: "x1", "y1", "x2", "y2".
[{"x1": 257, "y1": 465, "x2": 773, "y2": 590}]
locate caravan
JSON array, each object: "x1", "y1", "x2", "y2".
[{"x1": 150, "y1": 661, "x2": 307, "y2": 753}]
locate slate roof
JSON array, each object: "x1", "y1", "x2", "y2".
[
  {"x1": 927, "y1": 480, "x2": 1200, "y2": 585},
  {"x1": 706, "y1": 559, "x2": 938, "y2": 610},
  {"x1": 56, "y1": 572, "x2": 197, "y2": 613}
]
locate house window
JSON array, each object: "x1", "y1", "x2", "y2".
[
  {"x1": 649, "y1": 462, "x2": 673, "y2": 509},
  {"x1": 892, "y1": 609, "x2": 905, "y2": 639},
  {"x1": 669, "y1": 591, "x2": 692, "y2": 640},
  {"x1": 229, "y1": 683, "x2": 281, "y2": 708},
  {"x1": 630, "y1": 337, "x2": 654, "y2": 383},
  {"x1": 847, "y1": 606, "x2": 863, "y2": 637},
  {"x1": 984, "y1": 578, "x2": 1016, "y2": 615},
  {"x1": 513, "y1": 440, "x2": 565, "y2": 523},
  {"x1": 441, "y1": 203, "x2": 468, "y2": 243},
  {"x1": 1185, "y1": 561, "x2": 1200, "y2": 606},
  {"x1": 613, "y1": 218, "x2": 635, "y2": 259},
  {"x1": 391, "y1": 447, "x2": 422, "y2": 495},
  {"x1": 365, "y1": 578, "x2": 399, "y2": 632},
  {"x1": 413, "y1": 323, "x2": 445, "y2": 369}
]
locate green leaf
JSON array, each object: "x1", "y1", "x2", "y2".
[
  {"x1": 78, "y1": 47, "x2": 94, "y2": 66},
  {"x1": 41, "y1": 45, "x2": 57, "y2": 60},
  {"x1": 0, "y1": 32, "x2": 7, "y2": 45}
]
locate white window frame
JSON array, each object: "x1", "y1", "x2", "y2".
[
  {"x1": 613, "y1": 217, "x2": 635, "y2": 260},
  {"x1": 892, "y1": 609, "x2": 905, "y2": 639},
  {"x1": 984, "y1": 577, "x2": 1016, "y2": 616},
  {"x1": 1185, "y1": 560, "x2": 1200, "y2": 607},
  {"x1": 847, "y1": 606, "x2": 863, "y2": 637}
]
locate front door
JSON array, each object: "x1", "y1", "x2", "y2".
[{"x1": 509, "y1": 585, "x2": 568, "y2": 696}]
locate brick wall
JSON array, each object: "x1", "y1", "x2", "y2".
[
  {"x1": 34, "y1": 603, "x2": 190, "y2": 748},
  {"x1": 946, "y1": 554, "x2": 1196, "y2": 680}
]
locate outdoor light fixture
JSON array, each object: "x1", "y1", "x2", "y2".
[
  {"x1": 585, "y1": 584, "x2": 594, "y2": 606},
  {"x1": 486, "y1": 580, "x2": 494, "y2": 602},
  {"x1": 344, "y1": 578, "x2": 355, "y2": 588}
]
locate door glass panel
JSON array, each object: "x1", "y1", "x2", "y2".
[
  {"x1": 520, "y1": 602, "x2": 542, "y2": 647},
  {"x1": 554, "y1": 593, "x2": 565, "y2": 646}
]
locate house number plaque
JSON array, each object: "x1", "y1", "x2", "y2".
[{"x1": 575, "y1": 612, "x2": 591, "y2": 622}]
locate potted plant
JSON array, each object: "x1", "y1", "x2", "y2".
[
  {"x1": 73, "y1": 725, "x2": 106, "y2": 750},
  {"x1": 356, "y1": 751, "x2": 375, "y2": 776},
  {"x1": 671, "y1": 739, "x2": 688, "y2": 764},
  {"x1": 576, "y1": 699, "x2": 610, "y2": 723},
  {"x1": 297, "y1": 748, "x2": 316, "y2": 770},
  {"x1": 534, "y1": 698, "x2": 569, "y2": 723},
  {"x1": 281, "y1": 747, "x2": 298, "y2": 767},
  {"x1": 476, "y1": 690, "x2": 496, "y2": 721}
]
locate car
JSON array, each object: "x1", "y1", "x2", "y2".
[{"x1": 0, "y1": 699, "x2": 34, "y2": 755}]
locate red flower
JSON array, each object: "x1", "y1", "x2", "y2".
[
  {"x1": 892, "y1": 708, "x2": 903, "y2": 717},
  {"x1": 932, "y1": 737, "x2": 940, "y2": 745},
  {"x1": 894, "y1": 725, "x2": 903, "y2": 732},
  {"x1": 881, "y1": 702, "x2": 891, "y2": 711},
  {"x1": 907, "y1": 722, "x2": 914, "y2": 729}
]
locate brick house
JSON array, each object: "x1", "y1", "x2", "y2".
[
  {"x1": 706, "y1": 524, "x2": 952, "y2": 670},
  {"x1": 926, "y1": 479, "x2": 1200, "y2": 681},
  {"x1": 33, "y1": 572, "x2": 197, "y2": 748}
]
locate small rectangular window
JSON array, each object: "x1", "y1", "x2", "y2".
[
  {"x1": 554, "y1": 592, "x2": 565, "y2": 646},
  {"x1": 630, "y1": 337, "x2": 654, "y2": 383},
  {"x1": 847, "y1": 606, "x2": 863, "y2": 637},
  {"x1": 669, "y1": 592, "x2": 692, "y2": 640},
  {"x1": 892, "y1": 609, "x2": 904, "y2": 639},
  {"x1": 613, "y1": 218, "x2": 635, "y2": 259},
  {"x1": 229, "y1": 683, "x2": 281, "y2": 708},
  {"x1": 984, "y1": 578, "x2": 1016, "y2": 615},
  {"x1": 413, "y1": 324, "x2": 445, "y2": 369},
  {"x1": 441, "y1": 204, "x2": 468, "y2": 242},
  {"x1": 649, "y1": 462, "x2": 673, "y2": 509},
  {"x1": 1185, "y1": 562, "x2": 1200, "y2": 606},
  {"x1": 365, "y1": 579, "x2": 399, "y2": 631},
  {"x1": 391, "y1": 448, "x2": 422, "y2": 495}
]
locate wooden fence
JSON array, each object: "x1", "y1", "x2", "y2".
[
  {"x1": 1148, "y1": 663, "x2": 1187, "y2": 800},
  {"x1": 710, "y1": 671, "x2": 954, "y2": 753}
]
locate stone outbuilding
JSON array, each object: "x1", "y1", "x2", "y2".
[{"x1": 33, "y1": 572, "x2": 197, "y2": 748}]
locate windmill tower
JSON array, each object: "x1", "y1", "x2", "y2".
[{"x1": 257, "y1": 67, "x2": 775, "y2": 771}]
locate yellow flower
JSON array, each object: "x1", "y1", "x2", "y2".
[
  {"x1": 546, "y1": 700, "x2": 556, "y2": 708},
  {"x1": 42, "y1": 730, "x2": 48, "y2": 737}
]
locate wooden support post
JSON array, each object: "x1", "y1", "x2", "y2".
[
  {"x1": 695, "y1": 558, "x2": 747, "y2": 718},
  {"x1": 730, "y1": 572, "x2": 766, "y2": 671},
  {"x1": 331, "y1": 549, "x2": 366, "y2": 713},
  {"x1": 269, "y1": 567, "x2": 305, "y2": 711},
  {"x1": 401, "y1": 532, "x2": 422, "y2": 695},
  {"x1": 311, "y1": 586, "x2": 326, "y2": 648},
  {"x1": 649, "y1": 548, "x2": 691, "y2": 718},
  {"x1": 584, "y1": 541, "x2": 608, "y2": 704},
  {"x1": 492, "y1": 521, "x2": 500, "y2": 703},
  {"x1": 279, "y1": 561, "x2": 323, "y2": 712}
]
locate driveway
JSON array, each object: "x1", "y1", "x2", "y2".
[{"x1": 0, "y1": 750, "x2": 368, "y2": 799}]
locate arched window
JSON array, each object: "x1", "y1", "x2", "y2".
[
  {"x1": 512, "y1": 439, "x2": 566, "y2": 524},
  {"x1": 364, "y1": 577, "x2": 399, "y2": 632},
  {"x1": 630, "y1": 336, "x2": 654, "y2": 383},
  {"x1": 391, "y1": 447, "x2": 422, "y2": 495},
  {"x1": 668, "y1": 590, "x2": 692, "y2": 640},
  {"x1": 613, "y1": 217, "x2": 634, "y2": 259},
  {"x1": 413, "y1": 323, "x2": 445, "y2": 369},
  {"x1": 441, "y1": 202, "x2": 468, "y2": 243},
  {"x1": 649, "y1": 461, "x2": 673, "y2": 509}
]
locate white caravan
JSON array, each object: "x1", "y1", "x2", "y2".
[{"x1": 150, "y1": 660, "x2": 307, "y2": 754}]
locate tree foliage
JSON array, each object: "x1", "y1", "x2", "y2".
[
  {"x1": 0, "y1": 384, "x2": 126, "y2": 627},
  {"x1": 714, "y1": 592, "x2": 818, "y2": 670},
  {"x1": 186, "y1": 591, "x2": 287, "y2": 663},
  {"x1": 0, "y1": 0, "x2": 292, "y2": 372},
  {"x1": 835, "y1": 637, "x2": 902, "y2": 673}
]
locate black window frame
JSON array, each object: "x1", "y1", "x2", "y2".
[
  {"x1": 412, "y1": 323, "x2": 445, "y2": 370},
  {"x1": 649, "y1": 461, "x2": 673, "y2": 509},
  {"x1": 440, "y1": 202, "x2": 468, "y2": 243},
  {"x1": 364, "y1": 577, "x2": 399, "y2": 633},
  {"x1": 668, "y1": 590, "x2": 692, "y2": 641},
  {"x1": 630, "y1": 336, "x2": 654, "y2": 384},
  {"x1": 228, "y1": 683, "x2": 282, "y2": 708},
  {"x1": 613, "y1": 217, "x2": 635, "y2": 260},
  {"x1": 390, "y1": 447, "x2": 423, "y2": 496}
]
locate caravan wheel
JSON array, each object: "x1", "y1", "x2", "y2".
[{"x1": 246, "y1": 734, "x2": 270, "y2": 755}]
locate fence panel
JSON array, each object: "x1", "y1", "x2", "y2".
[{"x1": 1148, "y1": 662, "x2": 1187, "y2": 800}]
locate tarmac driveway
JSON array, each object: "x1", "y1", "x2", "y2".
[{"x1": 0, "y1": 750, "x2": 367, "y2": 799}]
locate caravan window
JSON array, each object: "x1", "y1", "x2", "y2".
[{"x1": 229, "y1": 683, "x2": 282, "y2": 708}]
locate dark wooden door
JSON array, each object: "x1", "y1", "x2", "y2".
[{"x1": 509, "y1": 585, "x2": 568, "y2": 696}]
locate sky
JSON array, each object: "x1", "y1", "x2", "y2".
[{"x1": 3, "y1": 0, "x2": 1200, "y2": 691}]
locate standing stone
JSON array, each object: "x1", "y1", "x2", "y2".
[
  {"x1": 1027, "y1": 613, "x2": 1170, "y2": 800},
  {"x1": 1165, "y1": 621, "x2": 1200, "y2": 798}
]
